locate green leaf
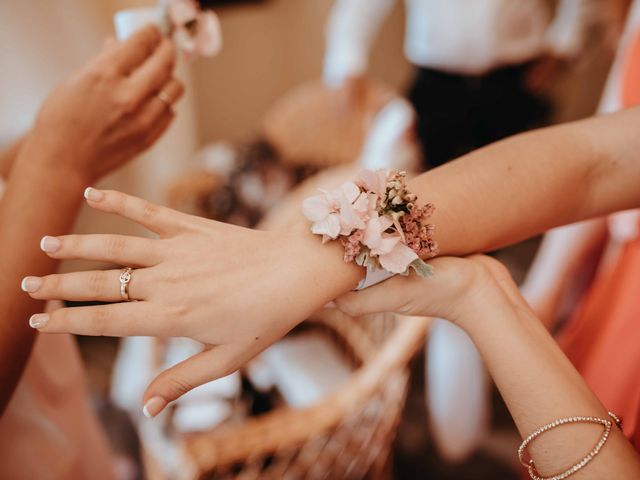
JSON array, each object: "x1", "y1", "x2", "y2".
[{"x1": 409, "y1": 258, "x2": 434, "y2": 278}]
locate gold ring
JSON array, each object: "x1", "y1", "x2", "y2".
[
  {"x1": 157, "y1": 90, "x2": 173, "y2": 112},
  {"x1": 119, "y1": 267, "x2": 133, "y2": 302}
]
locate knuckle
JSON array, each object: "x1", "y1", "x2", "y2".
[
  {"x1": 159, "y1": 372, "x2": 195, "y2": 399},
  {"x1": 105, "y1": 235, "x2": 126, "y2": 259},
  {"x1": 90, "y1": 308, "x2": 111, "y2": 336},
  {"x1": 141, "y1": 201, "x2": 159, "y2": 224},
  {"x1": 88, "y1": 272, "x2": 108, "y2": 297},
  {"x1": 113, "y1": 91, "x2": 136, "y2": 114}
]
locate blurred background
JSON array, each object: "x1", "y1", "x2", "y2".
[{"x1": 0, "y1": 0, "x2": 630, "y2": 479}]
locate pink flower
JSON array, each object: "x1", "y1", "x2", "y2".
[
  {"x1": 302, "y1": 182, "x2": 369, "y2": 240},
  {"x1": 358, "y1": 169, "x2": 389, "y2": 196},
  {"x1": 362, "y1": 213, "x2": 418, "y2": 273},
  {"x1": 167, "y1": 0, "x2": 198, "y2": 25},
  {"x1": 194, "y1": 10, "x2": 222, "y2": 57},
  {"x1": 167, "y1": 0, "x2": 222, "y2": 58}
]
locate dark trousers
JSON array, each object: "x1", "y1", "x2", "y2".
[{"x1": 408, "y1": 62, "x2": 551, "y2": 169}]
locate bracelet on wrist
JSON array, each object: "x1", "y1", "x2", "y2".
[
  {"x1": 518, "y1": 411, "x2": 623, "y2": 480},
  {"x1": 302, "y1": 169, "x2": 438, "y2": 288}
]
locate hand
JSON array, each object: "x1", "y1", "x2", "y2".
[
  {"x1": 22, "y1": 189, "x2": 362, "y2": 417},
  {"x1": 336, "y1": 255, "x2": 521, "y2": 330},
  {"x1": 27, "y1": 25, "x2": 183, "y2": 183}
]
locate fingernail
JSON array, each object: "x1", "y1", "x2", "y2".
[
  {"x1": 29, "y1": 313, "x2": 49, "y2": 329},
  {"x1": 21, "y1": 276, "x2": 43, "y2": 293},
  {"x1": 84, "y1": 187, "x2": 104, "y2": 202},
  {"x1": 40, "y1": 236, "x2": 61, "y2": 253},
  {"x1": 143, "y1": 396, "x2": 167, "y2": 418},
  {"x1": 324, "y1": 301, "x2": 337, "y2": 308}
]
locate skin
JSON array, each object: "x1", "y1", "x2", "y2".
[
  {"x1": 336, "y1": 255, "x2": 640, "y2": 479},
  {"x1": 22, "y1": 106, "x2": 640, "y2": 417},
  {"x1": 0, "y1": 25, "x2": 183, "y2": 414}
]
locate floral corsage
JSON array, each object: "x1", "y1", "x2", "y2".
[
  {"x1": 303, "y1": 169, "x2": 438, "y2": 277},
  {"x1": 160, "y1": 0, "x2": 222, "y2": 59}
]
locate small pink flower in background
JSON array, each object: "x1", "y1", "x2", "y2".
[
  {"x1": 167, "y1": 0, "x2": 198, "y2": 25},
  {"x1": 165, "y1": 0, "x2": 222, "y2": 58},
  {"x1": 195, "y1": 11, "x2": 222, "y2": 57}
]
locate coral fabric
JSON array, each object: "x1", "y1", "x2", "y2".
[{"x1": 557, "y1": 236, "x2": 640, "y2": 450}]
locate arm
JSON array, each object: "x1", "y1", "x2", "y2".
[
  {"x1": 336, "y1": 255, "x2": 640, "y2": 478},
  {"x1": 0, "y1": 26, "x2": 182, "y2": 414},
  {"x1": 323, "y1": 0, "x2": 395, "y2": 87},
  {"x1": 24, "y1": 107, "x2": 640, "y2": 415}
]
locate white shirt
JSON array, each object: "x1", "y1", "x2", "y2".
[{"x1": 324, "y1": 0, "x2": 598, "y2": 86}]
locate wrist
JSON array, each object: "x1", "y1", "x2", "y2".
[
  {"x1": 13, "y1": 135, "x2": 91, "y2": 196},
  {"x1": 453, "y1": 280, "x2": 517, "y2": 336},
  {"x1": 287, "y1": 222, "x2": 365, "y2": 300}
]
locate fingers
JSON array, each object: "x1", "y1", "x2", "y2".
[
  {"x1": 38, "y1": 234, "x2": 162, "y2": 266},
  {"x1": 127, "y1": 38, "x2": 176, "y2": 102},
  {"x1": 134, "y1": 78, "x2": 184, "y2": 132},
  {"x1": 142, "y1": 346, "x2": 239, "y2": 417},
  {"x1": 23, "y1": 268, "x2": 152, "y2": 303},
  {"x1": 335, "y1": 275, "x2": 410, "y2": 317},
  {"x1": 29, "y1": 301, "x2": 175, "y2": 337},
  {"x1": 100, "y1": 25, "x2": 163, "y2": 75},
  {"x1": 83, "y1": 188, "x2": 189, "y2": 237}
]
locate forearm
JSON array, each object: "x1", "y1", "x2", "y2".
[
  {"x1": 0, "y1": 137, "x2": 88, "y2": 413},
  {"x1": 301, "y1": 108, "x2": 640, "y2": 305},
  {"x1": 408, "y1": 107, "x2": 640, "y2": 255},
  {"x1": 462, "y1": 295, "x2": 640, "y2": 478}
]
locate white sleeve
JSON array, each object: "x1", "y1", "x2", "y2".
[
  {"x1": 323, "y1": 0, "x2": 396, "y2": 87},
  {"x1": 543, "y1": 0, "x2": 598, "y2": 59}
]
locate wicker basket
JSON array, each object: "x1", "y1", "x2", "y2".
[{"x1": 174, "y1": 310, "x2": 430, "y2": 480}]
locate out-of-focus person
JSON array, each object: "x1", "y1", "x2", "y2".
[
  {"x1": 0, "y1": 25, "x2": 183, "y2": 479},
  {"x1": 323, "y1": 0, "x2": 604, "y2": 168}
]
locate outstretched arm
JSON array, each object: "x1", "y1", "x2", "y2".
[
  {"x1": 25, "y1": 107, "x2": 640, "y2": 414},
  {"x1": 337, "y1": 256, "x2": 640, "y2": 479}
]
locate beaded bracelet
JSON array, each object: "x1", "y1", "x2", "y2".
[
  {"x1": 302, "y1": 169, "x2": 438, "y2": 284},
  {"x1": 518, "y1": 412, "x2": 623, "y2": 480}
]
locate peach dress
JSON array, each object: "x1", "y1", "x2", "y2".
[{"x1": 557, "y1": 0, "x2": 640, "y2": 449}]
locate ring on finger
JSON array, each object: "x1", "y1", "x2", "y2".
[
  {"x1": 119, "y1": 267, "x2": 134, "y2": 302},
  {"x1": 156, "y1": 90, "x2": 174, "y2": 113}
]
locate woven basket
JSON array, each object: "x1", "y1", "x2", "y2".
[{"x1": 177, "y1": 310, "x2": 430, "y2": 480}]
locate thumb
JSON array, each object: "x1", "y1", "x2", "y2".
[
  {"x1": 335, "y1": 275, "x2": 412, "y2": 317},
  {"x1": 142, "y1": 346, "x2": 235, "y2": 418}
]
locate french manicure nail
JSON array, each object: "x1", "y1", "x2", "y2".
[
  {"x1": 21, "y1": 276, "x2": 43, "y2": 293},
  {"x1": 40, "y1": 236, "x2": 61, "y2": 253},
  {"x1": 29, "y1": 313, "x2": 49, "y2": 329},
  {"x1": 143, "y1": 396, "x2": 167, "y2": 418},
  {"x1": 84, "y1": 187, "x2": 105, "y2": 202}
]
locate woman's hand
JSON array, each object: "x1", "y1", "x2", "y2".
[
  {"x1": 22, "y1": 189, "x2": 363, "y2": 417},
  {"x1": 26, "y1": 25, "x2": 183, "y2": 183},
  {"x1": 336, "y1": 255, "x2": 522, "y2": 331}
]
